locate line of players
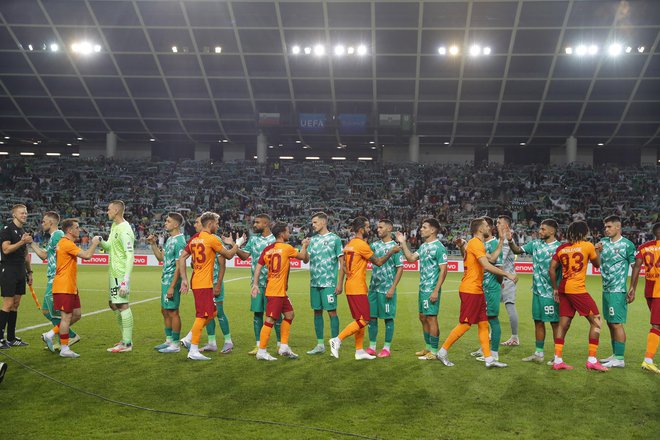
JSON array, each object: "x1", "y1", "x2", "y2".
[{"x1": 3, "y1": 201, "x2": 659, "y2": 373}]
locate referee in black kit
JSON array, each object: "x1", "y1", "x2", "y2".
[{"x1": 0, "y1": 204, "x2": 33, "y2": 349}]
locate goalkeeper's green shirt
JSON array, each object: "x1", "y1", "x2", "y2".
[{"x1": 100, "y1": 220, "x2": 135, "y2": 279}]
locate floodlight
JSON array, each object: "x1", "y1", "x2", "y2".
[
  {"x1": 334, "y1": 45, "x2": 345, "y2": 56},
  {"x1": 291, "y1": 45, "x2": 300, "y2": 54},
  {"x1": 608, "y1": 43, "x2": 622, "y2": 56},
  {"x1": 469, "y1": 45, "x2": 481, "y2": 56},
  {"x1": 357, "y1": 45, "x2": 367, "y2": 55}
]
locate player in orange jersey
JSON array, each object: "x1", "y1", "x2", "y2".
[
  {"x1": 437, "y1": 218, "x2": 516, "y2": 368},
  {"x1": 41, "y1": 219, "x2": 100, "y2": 358},
  {"x1": 251, "y1": 222, "x2": 309, "y2": 361},
  {"x1": 628, "y1": 222, "x2": 660, "y2": 374},
  {"x1": 178, "y1": 212, "x2": 237, "y2": 361},
  {"x1": 549, "y1": 220, "x2": 605, "y2": 371},
  {"x1": 329, "y1": 217, "x2": 400, "y2": 360}
]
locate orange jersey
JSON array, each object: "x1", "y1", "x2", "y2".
[
  {"x1": 259, "y1": 242, "x2": 299, "y2": 297},
  {"x1": 185, "y1": 231, "x2": 224, "y2": 289},
  {"x1": 343, "y1": 238, "x2": 374, "y2": 295},
  {"x1": 636, "y1": 240, "x2": 660, "y2": 298},
  {"x1": 553, "y1": 241, "x2": 597, "y2": 294},
  {"x1": 459, "y1": 237, "x2": 487, "y2": 295},
  {"x1": 53, "y1": 237, "x2": 80, "y2": 294}
]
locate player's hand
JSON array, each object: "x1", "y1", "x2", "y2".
[
  {"x1": 430, "y1": 291, "x2": 440, "y2": 303},
  {"x1": 626, "y1": 287, "x2": 636, "y2": 304},
  {"x1": 91, "y1": 236, "x2": 101, "y2": 245},
  {"x1": 507, "y1": 273, "x2": 518, "y2": 284},
  {"x1": 119, "y1": 281, "x2": 129, "y2": 297},
  {"x1": 250, "y1": 285, "x2": 259, "y2": 298},
  {"x1": 221, "y1": 234, "x2": 235, "y2": 246},
  {"x1": 454, "y1": 237, "x2": 465, "y2": 248},
  {"x1": 394, "y1": 231, "x2": 406, "y2": 243},
  {"x1": 334, "y1": 284, "x2": 343, "y2": 296},
  {"x1": 180, "y1": 279, "x2": 189, "y2": 294},
  {"x1": 21, "y1": 233, "x2": 33, "y2": 245},
  {"x1": 166, "y1": 286, "x2": 174, "y2": 300},
  {"x1": 553, "y1": 289, "x2": 559, "y2": 303},
  {"x1": 26, "y1": 272, "x2": 33, "y2": 286},
  {"x1": 301, "y1": 237, "x2": 311, "y2": 247},
  {"x1": 594, "y1": 242, "x2": 604, "y2": 253},
  {"x1": 386, "y1": 288, "x2": 394, "y2": 299},
  {"x1": 213, "y1": 283, "x2": 221, "y2": 296},
  {"x1": 146, "y1": 234, "x2": 157, "y2": 245},
  {"x1": 236, "y1": 233, "x2": 246, "y2": 248}
]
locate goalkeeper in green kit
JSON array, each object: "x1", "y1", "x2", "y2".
[{"x1": 99, "y1": 200, "x2": 136, "y2": 353}]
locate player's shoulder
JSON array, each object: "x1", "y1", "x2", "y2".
[
  {"x1": 637, "y1": 240, "x2": 658, "y2": 252},
  {"x1": 555, "y1": 242, "x2": 572, "y2": 253}
]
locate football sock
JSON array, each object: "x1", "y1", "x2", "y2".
[
  {"x1": 554, "y1": 337, "x2": 564, "y2": 361},
  {"x1": 423, "y1": 331, "x2": 432, "y2": 351},
  {"x1": 384, "y1": 319, "x2": 394, "y2": 345},
  {"x1": 60, "y1": 332, "x2": 69, "y2": 347},
  {"x1": 645, "y1": 328, "x2": 660, "y2": 360},
  {"x1": 172, "y1": 331, "x2": 180, "y2": 342},
  {"x1": 368, "y1": 319, "x2": 378, "y2": 346},
  {"x1": 314, "y1": 312, "x2": 324, "y2": 340},
  {"x1": 338, "y1": 320, "x2": 362, "y2": 341},
  {"x1": 274, "y1": 317, "x2": 282, "y2": 342},
  {"x1": 259, "y1": 321, "x2": 274, "y2": 350},
  {"x1": 253, "y1": 313, "x2": 263, "y2": 345},
  {"x1": 330, "y1": 315, "x2": 340, "y2": 338},
  {"x1": 477, "y1": 321, "x2": 492, "y2": 358},
  {"x1": 505, "y1": 303, "x2": 518, "y2": 336},
  {"x1": 488, "y1": 317, "x2": 501, "y2": 352},
  {"x1": 535, "y1": 340, "x2": 544, "y2": 353},
  {"x1": 429, "y1": 335, "x2": 439, "y2": 353},
  {"x1": 120, "y1": 308, "x2": 133, "y2": 345},
  {"x1": 6, "y1": 311, "x2": 17, "y2": 340},
  {"x1": 46, "y1": 325, "x2": 60, "y2": 338},
  {"x1": 355, "y1": 327, "x2": 365, "y2": 350},
  {"x1": 216, "y1": 303, "x2": 230, "y2": 336},
  {"x1": 441, "y1": 323, "x2": 470, "y2": 350},
  {"x1": 588, "y1": 338, "x2": 599, "y2": 358},
  {"x1": 0, "y1": 310, "x2": 8, "y2": 339},
  {"x1": 191, "y1": 317, "x2": 208, "y2": 345},
  {"x1": 206, "y1": 318, "x2": 216, "y2": 338},
  {"x1": 281, "y1": 318, "x2": 292, "y2": 345},
  {"x1": 613, "y1": 341, "x2": 625, "y2": 360},
  {"x1": 165, "y1": 327, "x2": 172, "y2": 342},
  {"x1": 114, "y1": 310, "x2": 122, "y2": 335},
  {"x1": 46, "y1": 315, "x2": 76, "y2": 338}
]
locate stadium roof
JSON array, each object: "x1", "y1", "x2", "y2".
[{"x1": 0, "y1": 0, "x2": 659, "y2": 154}]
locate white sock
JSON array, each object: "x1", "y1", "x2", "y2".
[
  {"x1": 512, "y1": 335, "x2": 518, "y2": 339},
  {"x1": 438, "y1": 347, "x2": 448, "y2": 357},
  {"x1": 257, "y1": 348, "x2": 267, "y2": 355},
  {"x1": 356, "y1": 349, "x2": 365, "y2": 355},
  {"x1": 554, "y1": 356, "x2": 563, "y2": 364},
  {"x1": 492, "y1": 350, "x2": 499, "y2": 358},
  {"x1": 588, "y1": 356, "x2": 597, "y2": 363},
  {"x1": 484, "y1": 356, "x2": 494, "y2": 363},
  {"x1": 190, "y1": 343, "x2": 199, "y2": 353},
  {"x1": 369, "y1": 343, "x2": 376, "y2": 350},
  {"x1": 165, "y1": 337, "x2": 172, "y2": 343},
  {"x1": 277, "y1": 341, "x2": 281, "y2": 347},
  {"x1": 183, "y1": 331, "x2": 192, "y2": 341},
  {"x1": 535, "y1": 351, "x2": 544, "y2": 356},
  {"x1": 224, "y1": 337, "x2": 233, "y2": 343},
  {"x1": 644, "y1": 357, "x2": 653, "y2": 364},
  {"x1": 46, "y1": 329, "x2": 55, "y2": 338},
  {"x1": 279, "y1": 343, "x2": 289, "y2": 352},
  {"x1": 61, "y1": 344, "x2": 69, "y2": 351}
]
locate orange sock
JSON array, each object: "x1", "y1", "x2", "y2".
[
  {"x1": 554, "y1": 338, "x2": 565, "y2": 358},
  {"x1": 646, "y1": 329, "x2": 660, "y2": 359},
  {"x1": 52, "y1": 324, "x2": 60, "y2": 334},
  {"x1": 60, "y1": 333, "x2": 69, "y2": 347},
  {"x1": 441, "y1": 323, "x2": 470, "y2": 350},
  {"x1": 280, "y1": 319, "x2": 292, "y2": 345},
  {"x1": 259, "y1": 321, "x2": 274, "y2": 349},
  {"x1": 191, "y1": 317, "x2": 207, "y2": 345},
  {"x1": 338, "y1": 320, "x2": 363, "y2": 341},
  {"x1": 355, "y1": 327, "x2": 365, "y2": 350},
  {"x1": 588, "y1": 338, "x2": 599, "y2": 358},
  {"x1": 477, "y1": 321, "x2": 492, "y2": 358}
]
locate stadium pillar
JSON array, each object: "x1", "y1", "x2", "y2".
[
  {"x1": 257, "y1": 133, "x2": 267, "y2": 164},
  {"x1": 566, "y1": 136, "x2": 577, "y2": 163},
  {"x1": 106, "y1": 131, "x2": 117, "y2": 158},
  {"x1": 641, "y1": 147, "x2": 658, "y2": 166},
  {"x1": 488, "y1": 146, "x2": 505, "y2": 164},
  {"x1": 194, "y1": 143, "x2": 210, "y2": 161},
  {"x1": 408, "y1": 135, "x2": 419, "y2": 163}
]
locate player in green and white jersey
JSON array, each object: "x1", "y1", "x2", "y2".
[
  {"x1": 147, "y1": 212, "x2": 187, "y2": 353},
  {"x1": 507, "y1": 219, "x2": 561, "y2": 363},
  {"x1": 29, "y1": 211, "x2": 79, "y2": 349},
  {"x1": 236, "y1": 214, "x2": 279, "y2": 355},
  {"x1": 595, "y1": 215, "x2": 636, "y2": 368},
  {"x1": 302, "y1": 212, "x2": 344, "y2": 355},
  {"x1": 99, "y1": 200, "x2": 135, "y2": 353},
  {"x1": 366, "y1": 219, "x2": 403, "y2": 358},
  {"x1": 396, "y1": 218, "x2": 448, "y2": 360}
]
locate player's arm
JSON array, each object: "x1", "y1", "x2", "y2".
[
  {"x1": 370, "y1": 245, "x2": 401, "y2": 267},
  {"x1": 486, "y1": 236, "x2": 504, "y2": 264},
  {"x1": 336, "y1": 255, "x2": 345, "y2": 295},
  {"x1": 549, "y1": 258, "x2": 560, "y2": 302},
  {"x1": 589, "y1": 250, "x2": 601, "y2": 269},
  {"x1": 387, "y1": 264, "x2": 404, "y2": 299},
  {"x1": 98, "y1": 236, "x2": 110, "y2": 251},
  {"x1": 394, "y1": 231, "x2": 418, "y2": 262},
  {"x1": 177, "y1": 249, "x2": 191, "y2": 293},
  {"x1": 454, "y1": 238, "x2": 467, "y2": 259},
  {"x1": 2, "y1": 233, "x2": 32, "y2": 255},
  {"x1": 25, "y1": 251, "x2": 33, "y2": 286},
  {"x1": 147, "y1": 235, "x2": 164, "y2": 262},
  {"x1": 29, "y1": 241, "x2": 47, "y2": 260},
  {"x1": 236, "y1": 236, "x2": 250, "y2": 261},
  {"x1": 297, "y1": 238, "x2": 310, "y2": 261},
  {"x1": 429, "y1": 263, "x2": 447, "y2": 303},
  {"x1": 214, "y1": 255, "x2": 226, "y2": 296},
  {"x1": 218, "y1": 235, "x2": 238, "y2": 259},
  {"x1": 504, "y1": 228, "x2": 524, "y2": 254},
  {"x1": 627, "y1": 257, "x2": 643, "y2": 304},
  {"x1": 251, "y1": 262, "x2": 264, "y2": 298},
  {"x1": 76, "y1": 236, "x2": 101, "y2": 260},
  {"x1": 478, "y1": 255, "x2": 517, "y2": 283},
  {"x1": 166, "y1": 259, "x2": 180, "y2": 300}
]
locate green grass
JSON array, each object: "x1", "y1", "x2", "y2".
[{"x1": 2, "y1": 266, "x2": 657, "y2": 440}]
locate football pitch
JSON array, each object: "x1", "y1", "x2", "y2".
[{"x1": 1, "y1": 266, "x2": 657, "y2": 440}]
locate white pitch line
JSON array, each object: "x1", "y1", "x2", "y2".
[{"x1": 16, "y1": 276, "x2": 252, "y2": 334}]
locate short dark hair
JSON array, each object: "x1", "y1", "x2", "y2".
[
  {"x1": 379, "y1": 219, "x2": 394, "y2": 227},
  {"x1": 603, "y1": 215, "x2": 621, "y2": 224},
  {"x1": 498, "y1": 215, "x2": 512, "y2": 226},
  {"x1": 566, "y1": 220, "x2": 589, "y2": 243},
  {"x1": 61, "y1": 218, "x2": 79, "y2": 233},
  {"x1": 44, "y1": 211, "x2": 60, "y2": 223},
  {"x1": 483, "y1": 216, "x2": 494, "y2": 227},
  {"x1": 255, "y1": 213, "x2": 271, "y2": 222},
  {"x1": 167, "y1": 212, "x2": 184, "y2": 226},
  {"x1": 540, "y1": 218, "x2": 559, "y2": 235},
  {"x1": 422, "y1": 218, "x2": 440, "y2": 231},
  {"x1": 312, "y1": 212, "x2": 328, "y2": 221},
  {"x1": 271, "y1": 222, "x2": 288, "y2": 238},
  {"x1": 470, "y1": 218, "x2": 485, "y2": 234},
  {"x1": 351, "y1": 216, "x2": 368, "y2": 233},
  {"x1": 200, "y1": 211, "x2": 219, "y2": 227},
  {"x1": 652, "y1": 222, "x2": 660, "y2": 237}
]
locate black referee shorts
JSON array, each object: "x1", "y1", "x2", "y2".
[{"x1": 0, "y1": 265, "x2": 26, "y2": 298}]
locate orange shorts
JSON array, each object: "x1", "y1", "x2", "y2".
[
  {"x1": 53, "y1": 293, "x2": 81, "y2": 314},
  {"x1": 459, "y1": 292, "x2": 487, "y2": 324},
  {"x1": 347, "y1": 295, "x2": 370, "y2": 321},
  {"x1": 192, "y1": 288, "x2": 216, "y2": 318},
  {"x1": 265, "y1": 296, "x2": 293, "y2": 319},
  {"x1": 559, "y1": 292, "x2": 599, "y2": 317}
]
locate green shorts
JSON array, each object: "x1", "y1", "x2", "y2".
[
  {"x1": 42, "y1": 281, "x2": 60, "y2": 318},
  {"x1": 368, "y1": 287, "x2": 397, "y2": 319},
  {"x1": 485, "y1": 287, "x2": 501, "y2": 317},
  {"x1": 418, "y1": 290, "x2": 440, "y2": 316},
  {"x1": 532, "y1": 295, "x2": 559, "y2": 322},
  {"x1": 310, "y1": 286, "x2": 338, "y2": 311},
  {"x1": 109, "y1": 276, "x2": 130, "y2": 304},
  {"x1": 603, "y1": 291, "x2": 627, "y2": 324},
  {"x1": 250, "y1": 285, "x2": 267, "y2": 313},
  {"x1": 214, "y1": 282, "x2": 226, "y2": 303},
  {"x1": 161, "y1": 282, "x2": 181, "y2": 310}
]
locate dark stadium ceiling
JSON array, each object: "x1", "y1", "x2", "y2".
[{"x1": 0, "y1": 0, "x2": 659, "y2": 153}]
